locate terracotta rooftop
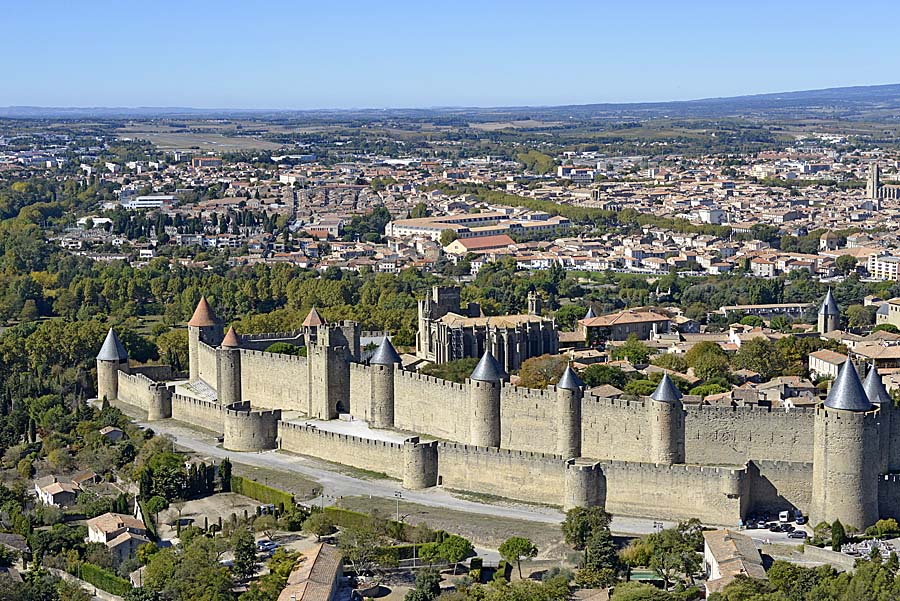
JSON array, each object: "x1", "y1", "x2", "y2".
[
  {"x1": 188, "y1": 297, "x2": 217, "y2": 327},
  {"x1": 302, "y1": 307, "x2": 326, "y2": 328},
  {"x1": 222, "y1": 326, "x2": 241, "y2": 348}
]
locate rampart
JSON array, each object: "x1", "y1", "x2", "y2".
[
  {"x1": 239, "y1": 331, "x2": 306, "y2": 352},
  {"x1": 116, "y1": 371, "x2": 157, "y2": 410},
  {"x1": 349, "y1": 363, "x2": 371, "y2": 421},
  {"x1": 132, "y1": 365, "x2": 176, "y2": 381},
  {"x1": 500, "y1": 385, "x2": 558, "y2": 452},
  {"x1": 748, "y1": 460, "x2": 813, "y2": 514},
  {"x1": 238, "y1": 348, "x2": 309, "y2": 411},
  {"x1": 437, "y1": 443, "x2": 566, "y2": 505},
  {"x1": 197, "y1": 341, "x2": 218, "y2": 386},
  {"x1": 171, "y1": 394, "x2": 223, "y2": 433},
  {"x1": 278, "y1": 422, "x2": 405, "y2": 480},
  {"x1": 223, "y1": 401, "x2": 281, "y2": 451},
  {"x1": 393, "y1": 370, "x2": 469, "y2": 441},
  {"x1": 581, "y1": 396, "x2": 650, "y2": 462}
]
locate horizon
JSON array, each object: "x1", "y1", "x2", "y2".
[{"x1": 5, "y1": 0, "x2": 900, "y2": 109}]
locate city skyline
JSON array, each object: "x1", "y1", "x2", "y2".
[{"x1": 4, "y1": 0, "x2": 899, "y2": 109}]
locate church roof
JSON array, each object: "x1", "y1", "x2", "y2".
[
  {"x1": 650, "y1": 373, "x2": 682, "y2": 402},
  {"x1": 302, "y1": 307, "x2": 325, "y2": 328},
  {"x1": 557, "y1": 365, "x2": 584, "y2": 391},
  {"x1": 221, "y1": 326, "x2": 240, "y2": 348},
  {"x1": 370, "y1": 337, "x2": 402, "y2": 365},
  {"x1": 97, "y1": 328, "x2": 128, "y2": 362},
  {"x1": 819, "y1": 289, "x2": 839, "y2": 316},
  {"x1": 470, "y1": 351, "x2": 506, "y2": 382},
  {"x1": 863, "y1": 364, "x2": 891, "y2": 405},
  {"x1": 188, "y1": 297, "x2": 217, "y2": 327},
  {"x1": 824, "y1": 360, "x2": 873, "y2": 412}
]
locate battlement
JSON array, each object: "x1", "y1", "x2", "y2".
[
  {"x1": 404, "y1": 436, "x2": 439, "y2": 450},
  {"x1": 816, "y1": 406, "x2": 881, "y2": 422},
  {"x1": 223, "y1": 401, "x2": 281, "y2": 419},
  {"x1": 501, "y1": 383, "x2": 554, "y2": 401},
  {"x1": 438, "y1": 442, "x2": 564, "y2": 464},
  {"x1": 278, "y1": 422, "x2": 405, "y2": 450},
  {"x1": 585, "y1": 393, "x2": 648, "y2": 411},
  {"x1": 349, "y1": 362, "x2": 371, "y2": 374},
  {"x1": 687, "y1": 404, "x2": 817, "y2": 417},
  {"x1": 172, "y1": 393, "x2": 223, "y2": 413},
  {"x1": 396, "y1": 368, "x2": 467, "y2": 391},
  {"x1": 240, "y1": 347, "x2": 308, "y2": 363},
  {"x1": 241, "y1": 330, "x2": 305, "y2": 343},
  {"x1": 598, "y1": 459, "x2": 749, "y2": 478}
]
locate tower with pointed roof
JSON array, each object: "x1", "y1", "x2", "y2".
[
  {"x1": 188, "y1": 297, "x2": 223, "y2": 382},
  {"x1": 469, "y1": 351, "x2": 505, "y2": 447},
  {"x1": 556, "y1": 364, "x2": 584, "y2": 458},
  {"x1": 217, "y1": 326, "x2": 242, "y2": 406},
  {"x1": 97, "y1": 328, "x2": 129, "y2": 402},
  {"x1": 647, "y1": 373, "x2": 685, "y2": 464},
  {"x1": 369, "y1": 337, "x2": 402, "y2": 428},
  {"x1": 817, "y1": 289, "x2": 840, "y2": 335},
  {"x1": 811, "y1": 360, "x2": 879, "y2": 529}
]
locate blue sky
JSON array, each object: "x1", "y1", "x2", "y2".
[{"x1": 3, "y1": 0, "x2": 898, "y2": 109}]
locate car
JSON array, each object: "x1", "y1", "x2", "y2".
[
  {"x1": 745, "y1": 522, "x2": 757, "y2": 530},
  {"x1": 779, "y1": 510, "x2": 791, "y2": 523},
  {"x1": 788, "y1": 531, "x2": 808, "y2": 539},
  {"x1": 782, "y1": 524, "x2": 795, "y2": 532},
  {"x1": 796, "y1": 516, "x2": 807, "y2": 525},
  {"x1": 257, "y1": 540, "x2": 278, "y2": 551}
]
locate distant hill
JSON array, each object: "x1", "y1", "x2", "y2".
[{"x1": 3, "y1": 83, "x2": 900, "y2": 121}]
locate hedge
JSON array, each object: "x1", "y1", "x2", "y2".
[
  {"x1": 323, "y1": 507, "x2": 411, "y2": 541},
  {"x1": 231, "y1": 476, "x2": 294, "y2": 507},
  {"x1": 74, "y1": 562, "x2": 132, "y2": 596}
]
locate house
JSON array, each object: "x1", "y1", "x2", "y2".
[
  {"x1": 702, "y1": 529, "x2": 767, "y2": 596},
  {"x1": 578, "y1": 310, "x2": 672, "y2": 343},
  {"x1": 808, "y1": 349, "x2": 848, "y2": 381},
  {"x1": 34, "y1": 477, "x2": 80, "y2": 507},
  {"x1": 99, "y1": 426, "x2": 125, "y2": 442},
  {"x1": 443, "y1": 234, "x2": 515, "y2": 256},
  {"x1": 277, "y1": 543, "x2": 343, "y2": 601},
  {"x1": 86, "y1": 513, "x2": 149, "y2": 564}
]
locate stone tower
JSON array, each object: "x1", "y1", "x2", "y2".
[
  {"x1": 306, "y1": 325, "x2": 351, "y2": 419},
  {"x1": 188, "y1": 297, "x2": 223, "y2": 382},
  {"x1": 369, "y1": 337, "x2": 402, "y2": 428},
  {"x1": 868, "y1": 163, "x2": 881, "y2": 200},
  {"x1": 647, "y1": 373, "x2": 685, "y2": 464},
  {"x1": 556, "y1": 364, "x2": 584, "y2": 458},
  {"x1": 811, "y1": 360, "x2": 879, "y2": 530},
  {"x1": 469, "y1": 351, "x2": 505, "y2": 448},
  {"x1": 527, "y1": 291, "x2": 542, "y2": 316},
  {"x1": 216, "y1": 326, "x2": 242, "y2": 406},
  {"x1": 97, "y1": 328, "x2": 129, "y2": 402},
  {"x1": 302, "y1": 307, "x2": 326, "y2": 346},
  {"x1": 817, "y1": 289, "x2": 840, "y2": 335}
]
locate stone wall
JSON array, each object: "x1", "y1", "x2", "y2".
[
  {"x1": 581, "y1": 396, "x2": 650, "y2": 462},
  {"x1": 197, "y1": 342, "x2": 218, "y2": 386},
  {"x1": 393, "y1": 371, "x2": 469, "y2": 441},
  {"x1": 171, "y1": 394, "x2": 223, "y2": 432},
  {"x1": 132, "y1": 364, "x2": 175, "y2": 381},
  {"x1": 239, "y1": 349, "x2": 309, "y2": 411},
  {"x1": 278, "y1": 422, "x2": 405, "y2": 480},
  {"x1": 684, "y1": 406, "x2": 815, "y2": 465},
  {"x1": 239, "y1": 331, "x2": 306, "y2": 352},
  {"x1": 500, "y1": 386, "x2": 558, "y2": 452},
  {"x1": 223, "y1": 402, "x2": 281, "y2": 451},
  {"x1": 116, "y1": 371, "x2": 157, "y2": 410},
  {"x1": 349, "y1": 363, "x2": 371, "y2": 421},
  {"x1": 600, "y1": 461, "x2": 748, "y2": 525},
  {"x1": 437, "y1": 443, "x2": 566, "y2": 505},
  {"x1": 879, "y1": 474, "x2": 900, "y2": 520},
  {"x1": 748, "y1": 460, "x2": 813, "y2": 515}
]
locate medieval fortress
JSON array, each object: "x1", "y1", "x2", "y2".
[{"x1": 97, "y1": 292, "x2": 900, "y2": 530}]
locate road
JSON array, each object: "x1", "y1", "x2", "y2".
[{"x1": 130, "y1": 410, "x2": 806, "y2": 545}]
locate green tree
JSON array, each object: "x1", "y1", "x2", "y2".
[
  {"x1": 582, "y1": 364, "x2": 629, "y2": 389},
  {"x1": 438, "y1": 535, "x2": 474, "y2": 575},
  {"x1": 517, "y1": 355, "x2": 569, "y2": 389},
  {"x1": 733, "y1": 337, "x2": 785, "y2": 380},
  {"x1": 846, "y1": 304, "x2": 875, "y2": 329},
  {"x1": 302, "y1": 512, "x2": 335, "y2": 541},
  {"x1": 611, "y1": 334, "x2": 652, "y2": 365},
  {"x1": 232, "y1": 528, "x2": 258, "y2": 581},
  {"x1": 499, "y1": 536, "x2": 538, "y2": 579},
  {"x1": 562, "y1": 506, "x2": 613, "y2": 565},
  {"x1": 684, "y1": 341, "x2": 731, "y2": 381},
  {"x1": 835, "y1": 254, "x2": 858, "y2": 276},
  {"x1": 651, "y1": 353, "x2": 688, "y2": 374},
  {"x1": 439, "y1": 229, "x2": 459, "y2": 247},
  {"x1": 831, "y1": 519, "x2": 846, "y2": 551},
  {"x1": 874, "y1": 324, "x2": 900, "y2": 334},
  {"x1": 404, "y1": 566, "x2": 442, "y2": 601}
]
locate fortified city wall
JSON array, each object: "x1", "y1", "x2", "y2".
[
  {"x1": 116, "y1": 372, "x2": 157, "y2": 410},
  {"x1": 197, "y1": 341, "x2": 218, "y2": 385},
  {"x1": 171, "y1": 394, "x2": 223, "y2": 432},
  {"x1": 239, "y1": 349, "x2": 309, "y2": 411},
  {"x1": 278, "y1": 422, "x2": 406, "y2": 480}
]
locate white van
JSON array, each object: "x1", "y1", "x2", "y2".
[{"x1": 779, "y1": 510, "x2": 791, "y2": 523}]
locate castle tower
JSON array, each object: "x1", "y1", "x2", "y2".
[
  {"x1": 556, "y1": 364, "x2": 584, "y2": 458},
  {"x1": 817, "y1": 289, "x2": 840, "y2": 335},
  {"x1": 564, "y1": 460, "x2": 604, "y2": 510},
  {"x1": 647, "y1": 373, "x2": 685, "y2": 464},
  {"x1": 863, "y1": 364, "x2": 891, "y2": 405},
  {"x1": 216, "y1": 326, "x2": 242, "y2": 406},
  {"x1": 402, "y1": 437, "x2": 438, "y2": 490},
  {"x1": 369, "y1": 337, "x2": 401, "y2": 428},
  {"x1": 868, "y1": 163, "x2": 881, "y2": 201},
  {"x1": 469, "y1": 351, "x2": 505, "y2": 448},
  {"x1": 188, "y1": 297, "x2": 223, "y2": 382},
  {"x1": 97, "y1": 328, "x2": 129, "y2": 402},
  {"x1": 306, "y1": 325, "x2": 351, "y2": 419},
  {"x1": 302, "y1": 307, "x2": 325, "y2": 346},
  {"x1": 811, "y1": 360, "x2": 879, "y2": 530},
  {"x1": 527, "y1": 291, "x2": 542, "y2": 316}
]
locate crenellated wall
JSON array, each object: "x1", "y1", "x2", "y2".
[
  {"x1": 349, "y1": 363, "x2": 371, "y2": 421},
  {"x1": 748, "y1": 460, "x2": 813, "y2": 515},
  {"x1": 116, "y1": 371, "x2": 157, "y2": 410},
  {"x1": 278, "y1": 422, "x2": 406, "y2": 480},
  {"x1": 437, "y1": 443, "x2": 566, "y2": 505},
  {"x1": 223, "y1": 402, "x2": 281, "y2": 451},
  {"x1": 197, "y1": 342, "x2": 218, "y2": 386},
  {"x1": 239, "y1": 349, "x2": 309, "y2": 411},
  {"x1": 581, "y1": 396, "x2": 650, "y2": 462},
  {"x1": 500, "y1": 386, "x2": 558, "y2": 452},
  {"x1": 393, "y1": 370, "x2": 469, "y2": 441},
  {"x1": 171, "y1": 394, "x2": 223, "y2": 433}
]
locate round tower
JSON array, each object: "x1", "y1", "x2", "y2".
[
  {"x1": 469, "y1": 351, "x2": 505, "y2": 448},
  {"x1": 188, "y1": 297, "x2": 222, "y2": 382},
  {"x1": 216, "y1": 326, "x2": 242, "y2": 406},
  {"x1": 817, "y1": 288, "x2": 840, "y2": 334},
  {"x1": 811, "y1": 359, "x2": 880, "y2": 530},
  {"x1": 556, "y1": 364, "x2": 584, "y2": 458},
  {"x1": 96, "y1": 328, "x2": 129, "y2": 402},
  {"x1": 147, "y1": 383, "x2": 173, "y2": 421},
  {"x1": 647, "y1": 373, "x2": 685, "y2": 464},
  {"x1": 369, "y1": 337, "x2": 401, "y2": 428},
  {"x1": 564, "y1": 460, "x2": 604, "y2": 510},
  {"x1": 403, "y1": 437, "x2": 438, "y2": 489}
]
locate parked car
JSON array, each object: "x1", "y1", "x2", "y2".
[
  {"x1": 779, "y1": 510, "x2": 791, "y2": 523},
  {"x1": 788, "y1": 531, "x2": 808, "y2": 539},
  {"x1": 796, "y1": 515, "x2": 807, "y2": 525}
]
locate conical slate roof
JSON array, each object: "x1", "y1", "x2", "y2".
[
  {"x1": 370, "y1": 337, "x2": 402, "y2": 365},
  {"x1": 824, "y1": 360, "x2": 873, "y2": 412},
  {"x1": 470, "y1": 351, "x2": 506, "y2": 382},
  {"x1": 188, "y1": 297, "x2": 218, "y2": 327},
  {"x1": 863, "y1": 364, "x2": 891, "y2": 405},
  {"x1": 221, "y1": 326, "x2": 240, "y2": 348},
  {"x1": 97, "y1": 328, "x2": 128, "y2": 362},
  {"x1": 584, "y1": 305, "x2": 596, "y2": 320},
  {"x1": 557, "y1": 364, "x2": 584, "y2": 391},
  {"x1": 650, "y1": 373, "x2": 682, "y2": 402},
  {"x1": 819, "y1": 289, "x2": 839, "y2": 316},
  {"x1": 302, "y1": 307, "x2": 325, "y2": 328}
]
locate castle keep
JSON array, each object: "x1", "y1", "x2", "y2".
[{"x1": 97, "y1": 296, "x2": 900, "y2": 529}]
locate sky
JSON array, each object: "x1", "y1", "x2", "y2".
[{"x1": 3, "y1": 0, "x2": 899, "y2": 109}]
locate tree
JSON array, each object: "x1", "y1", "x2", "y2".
[
  {"x1": 874, "y1": 323, "x2": 900, "y2": 334},
  {"x1": 846, "y1": 304, "x2": 875, "y2": 329},
  {"x1": 404, "y1": 566, "x2": 442, "y2": 601},
  {"x1": 220, "y1": 458, "x2": 232, "y2": 492},
  {"x1": 651, "y1": 353, "x2": 688, "y2": 374},
  {"x1": 264, "y1": 342, "x2": 304, "y2": 356},
  {"x1": 611, "y1": 334, "x2": 652, "y2": 365},
  {"x1": 438, "y1": 535, "x2": 474, "y2": 575},
  {"x1": 302, "y1": 512, "x2": 335, "y2": 541},
  {"x1": 517, "y1": 355, "x2": 569, "y2": 389},
  {"x1": 499, "y1": 536, "x2": 538, "y2": 579},
  {"x1": 831, "y1": 519, "x2": 846, "y2": 551},
  {"x1": 835, "y1": 254, "x2": 858, "y2": 275},
  {"x1": 562, "y1": 506, "x2": 613, "y2": 565},
  {"x1": 684, "y1": 341, "x2": 730, "y2": 381},
  {"x1": 738, "y1": 315, "x2": 764, "y2": 328},
  {"x1": 733, "y1": 337, "x2": 785, "y2": 380},
  {"x1": 582, "y1": 364, "x2": 629, "y2": 389},
  {"x1": 609, "y1": 581, "x2": 674, "y2": 600},
  {"x1": 439, "y1": 229, "x2": 458, "y2": 247},
  {"x1": 232, "y1": 528, "x2": 258, "y2": 581}
]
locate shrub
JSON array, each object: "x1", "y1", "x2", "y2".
[{"x1": 75, "y1": 562, "x2": 132, "y2": 596}]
